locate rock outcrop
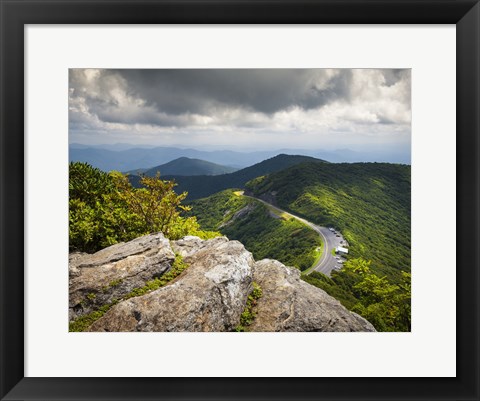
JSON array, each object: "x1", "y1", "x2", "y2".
[
  {"x1": 69, "y1": 233, "x2": 174, "y2": 320},
  {"x1": 88, "y1": 236, "x2": 254, "y2": 332},
  {"x1": 69, "y1": 233, "x2": 376, "y2": 332},
  {"x1": 250, "y1": 259, "x2": 375, "y2": 332}
]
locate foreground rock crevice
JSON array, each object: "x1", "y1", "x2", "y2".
[{"x1": 69, "y1": 233, "x2": 375, "y2": 332}]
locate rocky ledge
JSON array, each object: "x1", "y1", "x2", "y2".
[
  {"x1": 69, "y1": 233, "x2": 174, "y2": 321},
  {"x1": 69, "y1": 233, "x2": 375, "y2": 332}
]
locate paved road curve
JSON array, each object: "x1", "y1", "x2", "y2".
[{"x1": 241, "y1": 193, "x2": 345, "y2": 276}]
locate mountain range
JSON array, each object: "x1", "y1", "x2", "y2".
[
  {"x1": 70, "y1": 146, "x2": 277, "y2": 172},
  {"x1": 69, "y1": 144, "x2": 411, "y2": 172},
  {"x1": 149, "y1": 154, "x2": 327, "y2": 200}
]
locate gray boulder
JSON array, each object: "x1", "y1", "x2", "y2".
[
  {"x1": 70, "y1": 235, "x2": 375, "y2": 332},
  {"x1": 69, "y1": 233, "x2": 174, "y2": 320},
  {"x1": 88, "y1": 236, "x2": 254, "y2": 332},
  {"x1": 250, "y1": 259, "x2": 376, "y2": 332}
]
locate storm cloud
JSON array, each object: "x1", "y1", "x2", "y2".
[{"x1": 69, "y1": 68, "x2": 411, "y2": 151}]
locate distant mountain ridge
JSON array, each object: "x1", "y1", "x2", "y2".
[
  {"x1": 70, "y1": 146, "x2": 278, "y2": 172},
  {"x1": 143, "y1": 157, "x2": 238, "y2": 177},
  {"x1": 69, "y1": 144, "x2": 411, "y2": 172},
  {"x1": 155, "y1": 154, "x2": 327, "y2": 200}
]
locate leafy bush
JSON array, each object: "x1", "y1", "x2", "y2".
[
  {"x1": 69, "y1": 162, "x2": 219, "y2": 253},
  {"x1": 303, "y1": 258, "x2": 411, "y2": 331},
  {"x1": 302, "y1": 271, "x2": 358, "y2": 310}
]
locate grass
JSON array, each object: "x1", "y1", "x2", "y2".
[
  {"x1": 301, "y1": 244, "x2": 323, "y2": 276},
  {"x1": 265, "y1": 204, "x2": 289, "y2": 220},
  {"x1": 261, "y1": 202, "x2": 292, "y2": 221}
]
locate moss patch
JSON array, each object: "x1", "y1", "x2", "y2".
[
  {"x1": 124, "y1": 253, "x2": 188, "y2": 299},
  {"x1": 235, "y1": 282, "x2": 263, "y2": 332},
  {"x1": 102, "y1": 278, "x2": 123, "y2": 292},
  {"x1": 86, "y1": 292, "x2": 96, "y2": 301},
  {"x1": 69, "y1": 299, "x2": 119, "y2": 332}
]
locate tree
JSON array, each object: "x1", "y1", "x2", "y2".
[
  {"x1": 342, "y1": 258, "x2": 411, "y2": 331},
  {"x1": 69, "y1": 162, "x2": 218, "y2": 253}
]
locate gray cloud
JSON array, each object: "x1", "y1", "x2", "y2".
[
  {"x1": 69, "y1": 68, "x2": 411, "y2": 151},
  {"x1": 113, "y1": 69, "x2": 353, "y2": 116}
]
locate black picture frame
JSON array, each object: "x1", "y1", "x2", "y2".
[{"x1": 1, "y1": 1, "x2": 479, "y2": 400}]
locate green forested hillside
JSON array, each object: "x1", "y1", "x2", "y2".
[
  {"x1": 246, "y1": 162, "x2": 411, "y2": 280},
  {"x1": 130, "y1": 154, "x2": 327, "y2": 200},
  {"x1": 245, "y1": 161, "x2": 411, "y2": 331},
  {"x1": 70, "y1": 159, "x2": 411, "y2": 331},
  {"x1": 188, "y1": 190, "x2": 321, "y2": 271},
  {"x1": 303, "y1": 260, "x2": 411, "y2": 331}
]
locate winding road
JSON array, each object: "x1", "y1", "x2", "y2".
[{"x1": 241, "y1": 193, "x2": 346, "y2": 276}]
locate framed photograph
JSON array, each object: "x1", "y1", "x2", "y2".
[{"x1": 1, "y1": 1, "x2": 478, "y2": 400}]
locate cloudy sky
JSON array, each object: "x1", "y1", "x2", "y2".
[{"x1": 69, "y1": 69, "x2": 411, "y2": 152}]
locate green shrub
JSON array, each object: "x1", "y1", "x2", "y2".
[
  {"x1": 69, "y1": 162, "x2": 219, "y2": 253},
  {"x1": 303, "y1": 258, "x2": 411, "y2": 331}
]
